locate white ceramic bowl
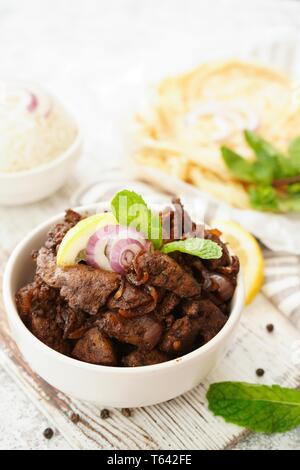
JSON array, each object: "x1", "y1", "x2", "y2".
[
  {"x1": 3, "y1": 203, "x2": 244, "y2": 407},
  {"x1": 0, "y1": 130, "x2": 82, "y2": 206}
]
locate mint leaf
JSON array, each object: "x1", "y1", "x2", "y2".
[
  {"x1": 111, "y1": 190, "x2": 162, "y2": 249},
  {"x1": 221, "y1": 146, "x2": 255, "y2": 183},
  {"x1": 278, "y1": 194, "x2": 300, "y2": 212},
  {"x1": 288, "y1": 137, "x2": 300, "y2": 172},
  {"x1": 244, "y1": 130, "x2": 282, "y2": 161},
  {"x1": 207, "y1": 382, "x2": 300, "y2": 433},
  {"x1": 244, "y1": 130, "x2": 300, "y2": 178},
  {"x1": 248, "y1": 185, "x2": 279, "y2": 211},
  {"x1": 244, "y1": 130, "x2": 289, "y2": 180},
  {"x1": 162, "y1": 238, "x2": 222, "y2": 260},
  {"x1": 287, "y1": 183, "x2": 300, "y2": 195}
]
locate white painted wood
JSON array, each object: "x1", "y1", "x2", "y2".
[
  {"x1": 1, "y1": 292, "x2": 300, "y2": 450},
  {"x1": 1, "y1": 0, "x2": 300, "y2": 450}
]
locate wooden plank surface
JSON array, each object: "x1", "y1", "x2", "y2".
[
  {"x1": 1, "y1": 0, "x2": 300, "y2": 450},
  {"x1": 1, "y1": 282, "x2": 300, "y2": 449},
  {"x1": 0, "y1": 181, "x2": 300, "y2": 449}
]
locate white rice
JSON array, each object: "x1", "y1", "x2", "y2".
[{"x1": 0, "y1": 82, "x2": 78, "y2": 173}]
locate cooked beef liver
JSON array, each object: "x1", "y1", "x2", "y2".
[
  {"x1": 160, "y1": 316, "x2": 203, "y2": 355},
  {"x1": 161, "y1": 197, "x2": 194, "y2": 243},
  {"x1": 182, "y1": 299, "x2": 202, "y2": 317},
  {"x1": 122, "y1": 349, "x2": 169, "y2": 367},
  {"x1": 56, "y1": 304, "x2": 87, "y2": 339},
  {"x1": 196, "y1": 299, "x2": 228, "y2": 343},
  {"x1": 159, "y1": 291, "x2": 180, "y2": 318},
  {"x1": 107, "y1": 281, "x2": 156, "y2": 316},
  {"x1": 45, "y1": 209, "x2": 82, "y2": 252},
  {"x1": 72, "y1": 327, "x2": 117, "y2": 366},
  {"x1": 16, "y1": 202, "x2": 239, "y2": 367},
  {"x1": 37, "y1": 247, "x2": 121, "y2": 314},
  {"x1": 133, "y1": 251, "x2": 201, "y2": 298},
  {"x1": 31, "y1": 313, "x2": 71, "y2": 355},
  {"x1": 160, "y1": 300, "x2": 227, "y2": 354},
  {"x1": 97, "y1": 312, "x2": 163, "y2": 351},
  {"x1": 15, "y1": 275, "x2": 58, "y2": 323}
]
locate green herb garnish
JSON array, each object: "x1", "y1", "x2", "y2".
[
  {"x1": 111, "y1": 190, "x2": 222, "y2": 258},
  {"x1": 207, "y1": 381, "x2": 300, "y2": 433},
  {"x1": 111, "y1": 189, "x2": 162, "y2": 249},
  {"x1": 162, "y1": 238, "x2": 222, "y2": 260},
  {"x1": 221, "y1": 131, "x2": 300, "y2": 212}
]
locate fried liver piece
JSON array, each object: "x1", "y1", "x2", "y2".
[
  {"x1": 160, "y1": 198, "x2": 194, "y2": 244},
  {"x1": 56, "y1": 304, "x2": 87, "y2": 339},
  {"x1": 133, "y1": 251, "x2": 201, "y2": 298},
  {"x1": 158, "y1": 291, "x2": 180, "y2": 318},
  {"x1": 196, "y1": 299, "x2": 228, "y2": 343},
  {"x1": 122, "y1": 349, "x2": 169, "y2": 367},
  {"x1": 161, "y1": 299, "x2": 228, "y2": 354},
  {"x1": 15, "y1": 275, "x2": 71, "y2": 354},
  {"x1": 97, "y1": 312, "x2": 163, "y2": 351},
  {"x1": 31, "y1": 314, "x2": 71, "y2": 355},
  {"x1": 72, "y1": 327, "x2": 117, "y2": 366},
  {"x1": 160, "y1": 316, "x2": 202, "y2": 355},
  {"x1": 15, "y1": 275, "x2": 58, "y2": 323},
  {"x1": 45, "y1": 209, "x2": 82, "y2": 252},
  {"x1": 182, "y1": 299, "x2": 201, "y2": 317},
  {"x1": 36, "y1": 247, "x2": 121, "y2": 314},
  {"x1": 107, "y1": 281, "x2": 156, "y2": 316}
]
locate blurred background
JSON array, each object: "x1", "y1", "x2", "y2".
[{"x1": 1, "y1": 0, "x2": 300, "y2": 184}]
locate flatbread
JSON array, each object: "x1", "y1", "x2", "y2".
[{"x1": 133, "y1": 60, "x2": 300, "y2": 208}]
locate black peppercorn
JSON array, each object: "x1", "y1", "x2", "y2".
[
  {"x1": 43, "y1": 427, "x2": 54, "y2": 439},
  {"x1": 256, "y1": 368, "x2": 265, "y2": 377},
  {"x1": 121, "y1": 408, "x2": 132, "y2": 418},
  {"x1": 70, "y1": 413, "x2": 80, "y2": 424},
  {"x1": 101, "y1": 409, "x2": 110, "y2": 419},
  {"x1": 266, "y1": 324, "x2": 274, "y2": 333}
]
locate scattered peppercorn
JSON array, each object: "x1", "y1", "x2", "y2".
[
  {"x1": 121, "y1": 408, "x2": 132, "y2": 418},
  {"x1": 266, "y1": 324, "x2": 274, "y2": 333},
  {"x1": 256, "y1": 368, "x2": 265, "y2": 377},
  {"x1": 70, "y1": 413, "x2": 80, "y2": 424},
  {"x1": 101, "y1": 408, "x2": 110, "y2": 419},
  {"x1": 43, "y1": 427, "x2": 54, "y2": 440}
]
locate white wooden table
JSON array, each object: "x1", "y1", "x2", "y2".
[{"x1": 1, "y1": 0, "x2": 300, "y2": 450}]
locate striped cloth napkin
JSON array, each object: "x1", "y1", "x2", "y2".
[
  {"x1": 71, "y1": 171, "x2": 300, "y2": 330},
  {"x1": 262, "y1": 250, "x2": 300, "y2": 329}
]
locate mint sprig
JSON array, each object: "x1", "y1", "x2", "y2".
[
  {"x1": 111, "y1": 189, "x2": 162, "y2": 249},
  {"x1": 221, "y1": 131, "x2": 300, "y2": 212},
  {"x1": 111, "y1": 190, "x2": 222, "y2": 259},
  {"x1": 207, "y1": 381, "x2": 300, "y2": 433},
  {"x1": 162, "y1": 238, "x2": 222, "y2": 260}
]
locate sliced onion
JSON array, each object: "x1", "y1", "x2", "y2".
[
  {"x1": 26, "y1": 87, "x2": 52, "y2": 118},
  {"x1": 86, "y1": 224, "x2": 147, "y2": 273},
  {"x1": 86, "y1": 233, "x2": 112, "y2": 271},
  {"x1": 109, "y1": 238, "x2": 145, "y2": 274},
  {"x1": 27, "y1": 92, "x2": 39, "y2": 112},
  {"x1": 184, "y1": 101, "x2": 259, "y2": 141}
]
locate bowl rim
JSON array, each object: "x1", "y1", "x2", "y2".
[
  {"x1": 3, "y1": 202, "x2": 245, "y2": 375},
  {"x1": 0, "y1": 125, "x2": 83, "y2": 179}
]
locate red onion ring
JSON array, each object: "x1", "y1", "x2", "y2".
[
  {"x1": 109, "y1": 238, "x2": 145, "y2": 274},
  {"x1": 86, "y1": 224, "x2": 147, "y2": 272},
  {"x1": 27, "y1": 93, "x2": 38, "y2": 113}
]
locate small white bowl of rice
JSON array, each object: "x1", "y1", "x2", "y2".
[{"x1": 0, "y1": 81, "x2": 82, "y2": 206}]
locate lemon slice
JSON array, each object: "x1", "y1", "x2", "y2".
[
  {"x1": 57, "y1": 212, "x2": 117, "y2": 267},
  {"x1": 210, "y1": 219, "x2": 264, "y2": 304}
]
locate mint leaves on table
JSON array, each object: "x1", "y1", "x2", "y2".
[
  {"x1": 162, "y1": 238, "x2": 222, "y2": 260},
  {"x1": 111, "y1": 189, "x2": 162, "y2": 249},
  {"x1": 221, "y1": 130, "x2": 300, "y2": 212},
  {"x1": 111, "y1": 190, "x2": 222, "y2": 258},
  {"x1": 207, "y1": 381, "x2": 300, "y2": 433}
]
